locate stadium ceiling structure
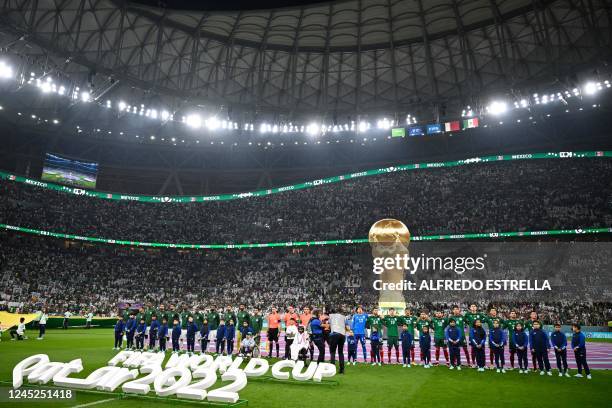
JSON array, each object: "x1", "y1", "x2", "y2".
[{"x1": 0, "y1": 0, "x2": 611, "y2": 121}]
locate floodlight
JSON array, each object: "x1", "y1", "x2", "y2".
[
  {"x1": 0, "y1": 62, "x2": 13, "y2": 79},
  {"x1": 583, "y1": 82, "x2": 598, "y2": 95},
  {"x1": 206, "y1": 116, "x2": 220, "y2": 130},
  {"x1": 186, "y1": 114, "x2": 202, "y2": 129},
  {"x1": 488, "y1": 101, "x2": 507, "y2": 115}
]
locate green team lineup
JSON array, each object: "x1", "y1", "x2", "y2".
[{"x1": 25, "y1": 302, "x2": 594, "y2": 377}]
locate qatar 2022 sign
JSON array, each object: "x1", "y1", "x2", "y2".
[{"x1": 12, "y1": 351, "x2": 337, "y2": 403}]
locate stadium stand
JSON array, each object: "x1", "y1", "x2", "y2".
[
  {"x1": 1, "y1": 158, "x2": 611, "y2": 244},
  {"x1": 1, "y1": 232, "x2": 610, "y2": 326}
]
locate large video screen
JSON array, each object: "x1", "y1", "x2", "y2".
[{"x1": 41, "y1": 153, "x2": 98, "y2": 189}]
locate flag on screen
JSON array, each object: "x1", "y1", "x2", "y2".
[
  {"x1": 408, "y1": 127, "x2": 424, "y2": 136},
  {"x1": 462, "y1": 118, "x2": 479, "y2": 129},
  {"x1": 426, "y1": 124, "x2": 442, "y2": 134},
  {"x1": 444, "y1": 121, "x2": 460, "y2": 132}
]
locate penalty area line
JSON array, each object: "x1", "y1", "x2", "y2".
[{"x1": 72, "y1": 397, "x2": 121, "y2": 408}]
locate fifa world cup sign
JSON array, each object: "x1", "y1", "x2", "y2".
[
  {"x1": 369, "y1": 218, "x2": 410, "y2": 311},
  {"x1": 12, "y1": 352, "x2": 337, "y2": 403}
]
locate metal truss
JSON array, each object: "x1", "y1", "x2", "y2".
[
  {"x1": 1, "y1": 102, "x2": 612, "y2": 195},
  {"x1": 0, "y1": 0, "x2": 610, "y2": 119}
]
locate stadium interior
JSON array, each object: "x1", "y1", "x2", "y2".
[{"x1": 0, "y1": 0, "x2": 611, "y2": 407}]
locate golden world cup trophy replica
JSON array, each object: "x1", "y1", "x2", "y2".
[{"x1": 369, "y1": 218, "x2": 410, "y2": 312}]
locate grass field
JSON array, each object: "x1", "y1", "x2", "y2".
[
  {"x1": 41, "y1": 171, "x2": 96, "y2": 189},
  {"x1": 0, "y1": 328, "x2": 609, "y2": 408},
  {"x1": 583, "y1": 338, "x2": 612, "y2": 343}
]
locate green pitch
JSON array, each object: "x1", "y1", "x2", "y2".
[
  {"x1": 41, "y1": 171, "x2": 96, "y2": 189},
  {"x1": 0, "y1": 329, "x2": 609, "y2": 408}
]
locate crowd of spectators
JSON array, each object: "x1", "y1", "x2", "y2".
[
  {"x1": 0, "y1": 233, "x2": 610, "y2": 326},
  {"x1": 0, "y1": 158, "x2": 611, "y2": 326},
  {"x1": 0, "y1": 233, "x2": 372, "y2": 316},
  {"x1": 1, "y1": 158, "x2": 611, "y2": 244}
]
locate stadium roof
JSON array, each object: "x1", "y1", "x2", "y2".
[{"x1": 0, "y1": 0, "x2": 610, "y2": 118}]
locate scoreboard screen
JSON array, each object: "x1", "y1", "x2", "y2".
[{"x1": 41, "y1": 153, "x2": 98, "y2": 189}]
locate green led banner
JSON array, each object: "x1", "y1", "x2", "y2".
[
  {"x1": 1, "y1": 223, "x2": 609, "y2": 250},
  {"x1": 0, "y1": 150, "x2": 609, "y2": 203}
]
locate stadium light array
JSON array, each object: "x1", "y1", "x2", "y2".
[
  {"x1": 0, "y1": 61, "x2": 13, "y2": 79},
  {"x1": 80, "y1": 91, "x2": 91, "y2": 102},
  {"x1": 40, "y1": 81, "x2": 51, "y2": 93},
  {"x1": 205, "y1": 116, "x2": 220, "y2": 131},
  {"x1": 487, "y1": 101, "x2": 508, "y2": 115},
  {"x1": 377, "y1": 118, "x2": 392, "y2": 129},
  {"x1": 358, "y1": 121, "x2": 369, "y2": 133},
  {"x1": 4, "y1": 55, "x2": 612, "y2": 143},
  {"x1": 583, "y1": 82, "x2": 597, "y2": 95},
  {"x1": 306, "y1": 122, "x2": 320, "y2": 136},
  {"x1": 185, "y1": 114, "x2": 202, "y2": 129}
]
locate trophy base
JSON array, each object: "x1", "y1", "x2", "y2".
[
  {"x1": 378, "y1": 289, "x2": 406, "y2": 312},
  {"x1": 378, "y1": 292, "x2": 406, "y2": 313},
  {"x1": 378, "y1": 300, "x2": 406, "y2": 310}
]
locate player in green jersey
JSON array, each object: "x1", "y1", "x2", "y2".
[
  {"x1": 366, "y1": 308, "x2": 383, "y2": 332},
  {"x1": 207, "y1": 308, "x2": 220, "y2": 330},
  {"x1": 367, "y1": 308, "x2": 383, "y2": 362},
  {"x1": 223, "y1": 305, "x2": 237, "y2": 349},
  {"x1": 121, "y1": 303, "x2": 132, "y2": 322},
  {"x1": 236, "y1": 304, "x2": 250, "y2": 327},
  {"x1": 206, "y1": 307, "x2": 220, "y2": 346},
  {"x1": 464, "y1": 304, "x2": 486, "y2": 367},
  {"x1": 194, "y1": 309, "x2": 205, "y2": 326},
  {"x1": 236, "y1": 304, "x2": 250, "y2": 345},
  {"x1": 135, "y1": 307, "x2": 145, "y2": 325},
  {"x1": 415, "y1": 312, "x2": 431, "y2": 365},
  {"x1": 415, "y1": 312, "x2": 431, "y2": 334},
  {"x1": 431, "y1": 311, "x2": 449, "y2": 365},
  {"x1": 180, "y1": 306, "x2": 192, "y2": 329},
  {"x1": 223, "y1": 306, "x2": 237, "y2": 328},
  {"x1": 157, "y1": 305, "x2": 171, "y2": 325},
  {"x1": 485, "y1": 308, "x2": 505, "y2": 329},
  {"x1": 485, "y1": 308, "x2": 505, "y2": 369},
  {"x1": 464, "y1": 304, "x2": 486, "y2": 328},
  {"x1": 144, "y1": 305, "x2": 154, "y2": 325},
  {"x1": 450, "y1": 305, "x2": 471, "y2": 366},
  {"x1": 250, "y1": 307, "x2": 264, "y2": 345},
  {"x1": 382, "y1": 308, "x2": 401, "y2": 363},
  {"x1": 504, "y1": 310, "x2": 523, "y2": 369},
  {"x1": 399, "y1": 308, "x2": 417, "y2": 364},
  {"x1": 168, "y1": 304, "x2": 180, "y2": 325}
]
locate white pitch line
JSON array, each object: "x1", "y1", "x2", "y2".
[{"x1": 72, "y1": 397, "x2": 119, "y2": 408}]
